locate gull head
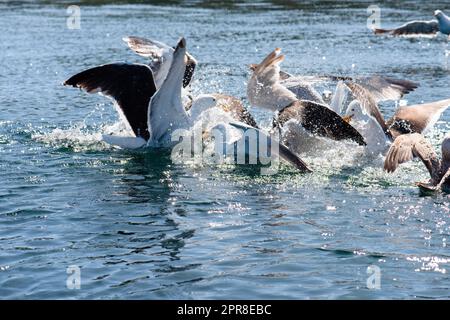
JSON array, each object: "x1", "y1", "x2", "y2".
[
  {"x1": 344, "y1": 100, "x2": 367, "y2": 123},
  {"x1": 189, "y1": 94, "x2": 218, "y2": 120},
  {"x1": 248, "y1": 64, "x2": 258, "y2": 72},
  {"x1": 322, "y1": 90, "x2": 333, "y2": 104},
  {"x1": 434, "y1": 10, "x2": 443, "y2": 17}
]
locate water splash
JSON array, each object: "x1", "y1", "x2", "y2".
[{"x1": 31, "y1": 121, "x2": 132, "y2": 152}]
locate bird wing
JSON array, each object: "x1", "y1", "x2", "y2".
[
  {"x1": 374, "y1": 20, "x2": 439, "y2": 36},
  {"x1": 353, "y1": 75, "x2": 418, "y2": 102},
  {"x1": 252, "y1": 48, "x2": 285, "y2": 85},
  {"x1": 123, "y1": 36, "x2": 173, "y2": 60},
  {"x1": 280, "y1": 78, "x2": 325, "y2": 104},
  {"x1": 437, "y1": 168, "x2": 450, "y2": 189},
  {"x1": 279, "y1": 74, "x2": 417, "y2": 105},
  {"x1": 384, "y1": 133, "x2": 441, "y2": 182},
  {"x1": 279, "y1": 70, "x2": 293, "y2": 80},
  {"x1": 388, "y1": 98, "x2": 450, "y2": 135},
  {"x1": 212, "y1": 94, "x2": 259, "y2": 128},
  {"x1": 228, "y1": 121, "x2": 312, "y2": 172},
  {"x1": 329, "y1": 80, "x2": 349, "y2": 114},
  {"x1": 123, "y1": 36, "x2": 196, "y2": 89},
  {"x1": 64, "y1": 63, "x2": 156, "y2": 141},
  {"x1": 344, "y1": 82, "x2": 388, "y2": 133},
  {"x1": 276, "y1": 100, "x2": 366, "y2": 146},
  {"x1": 247, "y1": 49, "x2": 298, "y2": 110},
  {"x1": 148, "y1": 38, "x2": 190, "y2": 145},
  {"x1": 182, "y1": 52, "x2": 197, "y2": 88}
]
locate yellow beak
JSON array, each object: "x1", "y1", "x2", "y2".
[{"x1": 342, "y1": 114, "x2": 354, "y2": 123}]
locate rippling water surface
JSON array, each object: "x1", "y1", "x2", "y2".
[{"x1": 0, "y1": 0, "x2": 449, "y2": 299}]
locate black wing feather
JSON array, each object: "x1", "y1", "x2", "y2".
[
  {"x1": 64, "y1": 63, "x2": 156, "y2": 141},
  {"x1": 276, "y1": 101, "x2": 366, "y2": 146}
]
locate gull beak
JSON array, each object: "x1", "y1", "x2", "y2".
[
  {"x1": 248, "y1": 64, "x2": 258, "y2": 71},
  {"x1": 342, "y1": 114, "x2": 354, "y2": 123},
  {"x1": 221, "y1": 103, "x2": 231, "y2": 112}
]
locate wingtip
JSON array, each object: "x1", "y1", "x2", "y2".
[
  {"x1": 63, "y1": 75, "x2": 79, "y2": 87},
  {"x1": 177, "y1": 37, "x2": 186, "y2": 49},
  {"x1": 277, "y1": 142, "x2": 313, "y2": 173},
  {"x1": 289, "y1": 155, "x2": 313, "y2": 173},
  {"x1": 383, "y1": 157, "x2": 396, "y2": 173},
  {"x1": 122, "y1": 36, "x2": 142, "y2": 45},
  {"x1": 353, "y1": 131, "x2": 367, "y2": 146}
]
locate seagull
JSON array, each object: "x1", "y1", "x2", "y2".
[
  {"x1": 247, "y1": 48, "x2": 366, "y2": 146},
  {"x1": 187, "y1": 94, "x2": 259, "y2": 129},
  {"x1": 249, "y1": 65, "x2": 419, "y2": 111},
  {"x1": 343, "y1": 100, "x2": 389, "y2": 154},
  {"x1": 384, "y1": 133, "x2": 450, "y2": 193},
  {"x1": 373, "y1": 10, "x2": 450, "y2": 38},
  {"x1": 342, "y1": 81, "x2": 450, "y2": 140},
  {"x1": 122, "y1": 36, "x2": 197, "y2": 89},
  {"x1": 64, "y1": 38, "x2": 311, "y2": 172}
]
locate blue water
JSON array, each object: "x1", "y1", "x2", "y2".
[{"x1": 0, "y1": 0, "x2": 449, "y2": 299}]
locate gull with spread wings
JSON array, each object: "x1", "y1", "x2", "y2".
[{"x1": 384, "y1": 133, "x2": 450, "y2": 193}]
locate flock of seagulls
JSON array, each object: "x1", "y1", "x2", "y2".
[
  {"x1": 64, "y1": 38, "x2": 311, "y2": 171},
  {"x1": 64, "y1": 10, "x2": 450, "y2": 193}
]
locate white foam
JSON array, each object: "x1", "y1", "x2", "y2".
[{"x1": 32, "y1": 121, "x2": 132, "y2": 151}]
